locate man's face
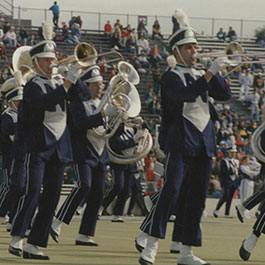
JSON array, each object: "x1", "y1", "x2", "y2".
[
  {"x1": 88, "y1": 81, "x2": 104, "y2": 99},
  {"x1": 34, "y1": 57, "x2": 55, "y2": 77},
  {"x1": 174, "y1": 43, "x2": 198, "y2": 67}
]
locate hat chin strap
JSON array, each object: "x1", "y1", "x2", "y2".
[
  {"x1": 175, "y1": 46, "x2": 189, "y2": 67},
  {"x1": 34, "y1": 58, "x2": 50, "y2": 77}
]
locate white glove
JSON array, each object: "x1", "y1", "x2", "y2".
[
  {"x1": 121, "y1": 111, "x2": 129, "y2": 121},
  {"x1": 66, "y1": 64, "x2": 82, "y2": 84},
  {"x1": 58, "y1": 65, "x2": 69, "y2": 77},
  {"x1": 133, "y1": 129, "x2": 146, "y2": 142},
  {"x1": 208, "y1": 57, "x2": 229, "y2": 75},
  {"x1": 104, "y1": 104, "x2": 122, "y2": 117}
]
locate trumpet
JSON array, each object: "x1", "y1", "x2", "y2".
[{"x1": 54, "y1": 42, "x2": 123, "y2": 68}]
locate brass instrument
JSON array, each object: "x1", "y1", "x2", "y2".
[
  {"x1": 106, "y1": 118, "x2": 153, "y2": 164},
  {"x1": 56, "y1": 42, "x2": 123, "y2": 67},
  {"x1": 91, "y1": 61, "x2": 141, "y2": 139},
  {"x1": 251, "y1": 108, "x2": 265, "y2": 163}
]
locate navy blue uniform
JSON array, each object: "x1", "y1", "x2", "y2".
[
  {"x1": 55, "y1": 81, "x2": 109, "y2": 237},
  {"x1": 215, "y1": 156, "x2": 240, "y2": 216},
  {"x1": 140, "y1": 65, "x2": 231, "y2": 246},
  {"x1": 101, "y1": 125, "x2": 138, "y2": 216},
  {"x1": 0, "y1": 103, "x2": 26, "y2": 221},
  {"x1": 11, "y1": 74, "x2": 72, "y2": 248}
]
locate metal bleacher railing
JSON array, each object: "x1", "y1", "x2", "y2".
[{"x1": 4, "y1": 5, "x2": 265, "y2": 39}]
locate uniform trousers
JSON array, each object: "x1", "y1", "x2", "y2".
[
  {"x1": 243, "y1": 187, "x2": 265, "y2": 210},
  {"x1": 102, "y1": 165, "x2": 133, "y2": 216},
  {"x1": 140, "y1": 151, "x2": 212, "y2": 245},
  {"x1": 239, "y1": 178, "x2": 254, "y2": 203},
  {"x1": 127, "y1": 174, "x2": 142, "y2": 215},
  {"x1": 0, "y1": 169, "x2": 9, "y2": 204},
  {"x1": 56, "y1": 162, "x2": 106, "y2": 236},
  {"x1": 11, "y1": 152, "x2": 65, "y2": 247},
  {"x1": 215, "y1": 178, "x2": 238, "y2": 215}
]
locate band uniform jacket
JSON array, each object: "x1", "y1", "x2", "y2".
[
  {"x1": 159, "y1": 64, "x2": 231, "y2": 158},
  {"x1": 1, "y1": 107, "x2": 17, "y2": 174},
  {"x1": 67, "y1": 80, "x2": 109, "y2": 167},
  {"x1": 108, "y1": 124, "x2": 138, "y2": 173},
  {"x1": 21, "y1": 74, "x2": 72, "y2": 162}
]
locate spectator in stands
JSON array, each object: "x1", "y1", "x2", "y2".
[
  {"x1": 28, "y1": 34, "x2": 37, "y2": 46},
  {"x1": 209, "y1": 174, "x2": 222, "y2": 198},
  {"x1": 227, "y1": 26, "x2": 237, "y2": 42},
  {"x1": 49, "y1": 1, "x2": 60, "y2": 28},
  {"x1": 216, "y1": 126, "x2": 229, "y2": 144},
  {"x1": 249, "y1": 88, "x2": 260, "y2": 122},
  {"x1": 126, "y1": 24, "x2": 132, "y2": 33},
  {"x1": 121, "y1": 27, "x2": 130, "y2": 47},
  {"x1": 149, "y1": 44, "x2": 162, "y2": 69},
  {"x1": 144, "y1": 87, "x2": 155, "y2": 106},
  {"x1": 148, "y1": 95, "x2": 161, "y2": 115},
  {"x1": 113, "y1": 19, "x2": 123, "y2": 33},
  {"x1": 130, "y1": 28, "x2": 138, "y2": 45},
  {"x1": 69, "y1": 16, "x2": 76, "y2": 29},
  {"x1": 70, "y1": 23, "x2": 81, "y2": 43},
  {"x1": 239, "y1": 68, "x2": 253, "y2": 101},
  {"x1": 254, "y1": 72, "x2": 265, "y2": 98},
  {"x1": 144, "y1": 150, "x2": 156, "y2": 182},
  {"x1": 18, "y1": 27, "x2": 28, "y2": 46},
  {"x1": 137, "y1": 51, "x2": 150, "y2": 74},
  {"x1": 3, "y1": 21, "x2": 10, "y2": 34},
  {"x1": 160, "y1": 46, "x2": 169, "y2": 61},
  {"x1": 104, "y1": 20, "x2": 112, "y2": 38},
  {"x1": 0, "y1": 27, "x2": 4, "y2": 40},
  {"x1": 0, "y1": 42, "x2": 7, "y2": 62},
  {"x1": 3, "y1": 26, "x2": 17, "y2": 47},
  {"x1": 152, "y1": 20, "x2": 163, "y2": 40},
  {"x1": 137, "y1": 36, "x2": 150, "y2": 55},
  {"x1": 251, "y1": 55, "x2": 264, "y2": 73},
  {"x1": 58, "y1": 21, "x2": 70, "y2": 42},
  {"x1": 216, "y1": 27, "x2": 226, "y2": 42},
  {"x1": 256, "y1": 32, "x2": 265, "y2": 48},
  {"x1": 125, "y1": 35, "x2": 137, "y2": 53},
  {"x1": 75, "y1": 16, "x2": 82, "y2": 29},
  {"x1": 152, "y1": 67, "x2": 162, "y2": 94},
  {"x1": 111, "y1": 27, "x2": 122, "y2": 49},
  {"x1": 137, "y1": 19, "x2": 148, "y2": 38}
]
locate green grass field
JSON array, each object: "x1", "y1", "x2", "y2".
[{"x1": 0, "y1": 216, "x2": 265, "y2": 265}]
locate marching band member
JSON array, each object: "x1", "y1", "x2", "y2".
[
  {"x1": 8, "y1": 38, "x2": 81, "y2": 259},
  {"x1": 98, "y1": 121, "x2": 145, "y2": 222},
  {"x1": 238, "y1": 130, "x2": 265, "y2": 261},
  {"x1": 50, "y1": 66, "x2": 123, "y2": 246},
  {"x1": 135, "y1": 14, "x2": 231, "y2": 265},
  {"x1": 213, "y1": 146, "x2": 240, "y2": 218},
  {"x1": 0, "y1": 74, "x2": 23, "y2": 225}
]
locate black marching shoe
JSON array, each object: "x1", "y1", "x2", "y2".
[
  {"x1": 75, "y1": 240, "x2": 98, "y2": 246},
  {"x1": 8, "y1": 245, "x2": 22, "y2": 257},
  {"x1": 23, "y1": 243, "x2": 50, "y2": 260},
  {"x1": 135, "y1": 239, "x2": 144, "y2": 253},
  {"x1": 50, "y1": 227, "x2": 59, "y2": 243},
  {"x1": 139, "y1": 257, "x2": 153, "y2": 265},
  {"x1": 239, "y1": 240, "x2": 251, "y2": 261},
  {"x1": 23, "y1": 251, "x2": 49, "y2": 260}
]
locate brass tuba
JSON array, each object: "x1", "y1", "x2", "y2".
[
  {"x1": 251, "y1": 123, "x2": 265, "y2": 163},
  {"x1": 91, "y1": 61, "x2": 141, "y2": 139},
  {"x1": 12, "y1": 46, "x2": 35, "y2": 81},
  {"x1": 106, "y1": 118, "x2": 153, "y2": 164}
]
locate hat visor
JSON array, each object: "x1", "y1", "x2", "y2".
[
  {"x1": 83, "y1": 76, "x2": 103, "y2": 83},
  {"x1": 34, "y1": 52, "x2": 56, "y2": 59}
]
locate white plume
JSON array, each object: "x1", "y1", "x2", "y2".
[
  {"x1": 42, "y1": 20, "x2": 54, "y2": 40},
  {"x1": 174, "y1": 8, "x2": 190, "y2": 29},
  {"x1": 13, "y1": 70, "x2": 25, "y2": 86},
  {"x1": 166, "y1": 55, "x2": 177, "y2": 68}
]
